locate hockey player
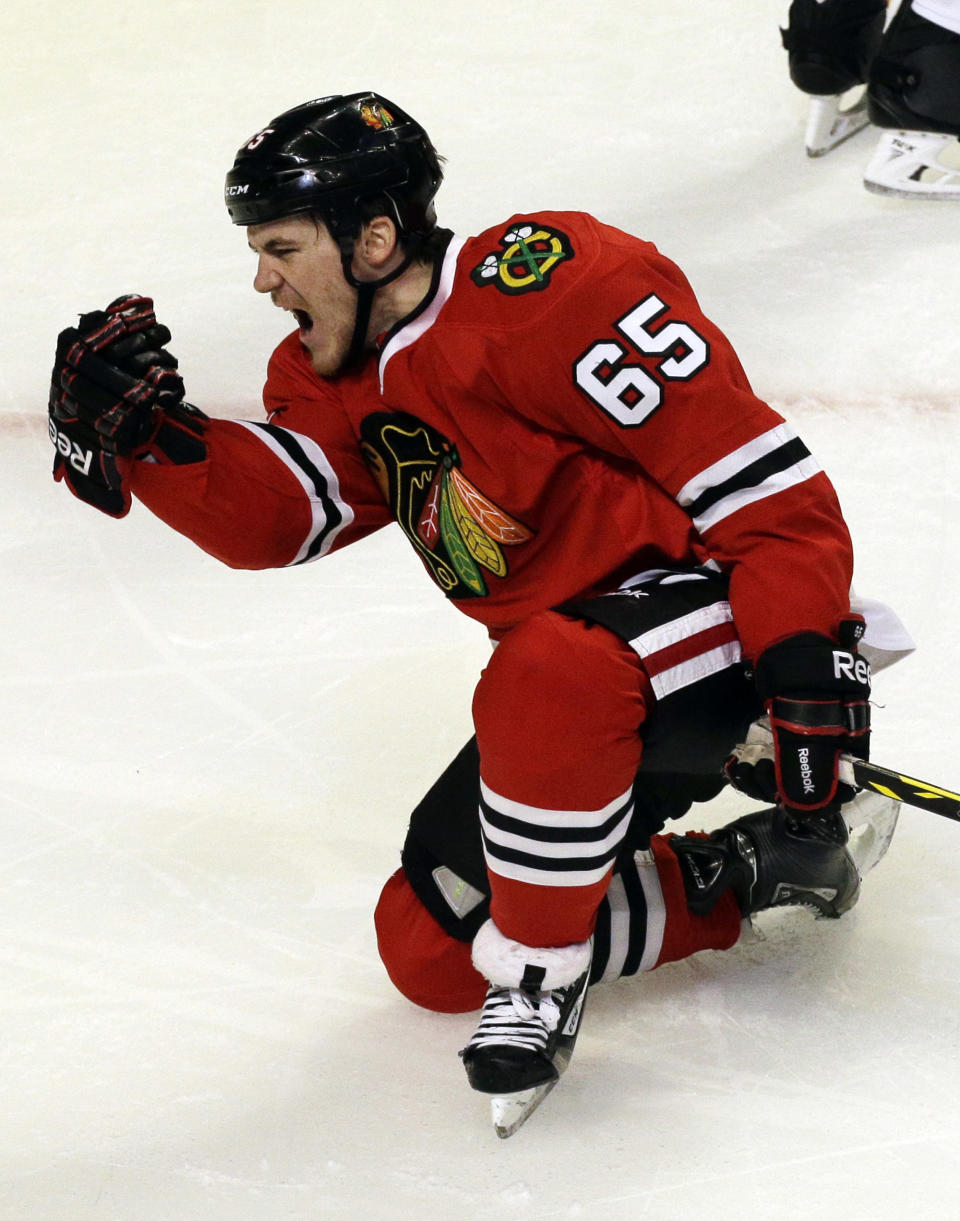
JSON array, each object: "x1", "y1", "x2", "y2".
[
  {"x1": 47, "y1": 93, "x2": 905, "y2": 1136},
  {"x1": 782, "y1": 0, "x2": 960, "y2": 196}
]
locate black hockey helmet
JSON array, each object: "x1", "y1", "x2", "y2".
[{"x1": 224, "y1": 92, "x2": 443, "y2": 239}]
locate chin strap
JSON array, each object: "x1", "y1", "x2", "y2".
[{"x1": 337, "y1": 233, "x2": 424, "y2": 372}]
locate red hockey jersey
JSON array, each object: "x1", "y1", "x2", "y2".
[{"x1": 130, "y1": 212, "x2": 853, "y2": 660}]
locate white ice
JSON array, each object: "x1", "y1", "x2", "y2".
[{"x1": 3, "y1": 1, "x2": 960, "y2": 1217}]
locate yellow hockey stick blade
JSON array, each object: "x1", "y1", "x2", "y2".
[{"x1": 841, "y1": 756, "x2": 960, "y2": 823}]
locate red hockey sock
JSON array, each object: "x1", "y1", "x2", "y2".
[
  {"x1": 473, "y1": 611, "x2": 651, "y2": 946},
  {"x1": 650, "y1": 833, "x2": 743, "y2": 965}
]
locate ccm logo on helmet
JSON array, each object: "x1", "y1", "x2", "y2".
[
  {"x1": 833, "y1": 650, "x2": 870, "y2": 685},
  {"x1": 226, "y1": 184, "x2": 250, "y2": 196}
]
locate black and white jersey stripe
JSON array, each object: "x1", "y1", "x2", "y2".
[
  {"x1": 236, "y1": 420, "x2": 355, "y2": 564},
  {"x1": 676, "y1": 422, "x2": 821, "y2": 535},
  {"x1": 479, "y1": 781, "x2": 634, "y2": 888}
]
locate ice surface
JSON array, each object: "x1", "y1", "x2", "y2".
[{"x1": 3, "y1": 1, "x2": 960, "y2": 1217}]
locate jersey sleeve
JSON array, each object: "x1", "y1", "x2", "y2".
[
  {"x1": 488, "y1": 216, "x2": 854, "y2": 660},
  {"x1": 128, "y1": 332, "x2": 392, "y2": 569}
]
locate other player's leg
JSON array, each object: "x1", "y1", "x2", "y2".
[
  {"x1": 781, "y1": 0, "x2": 888, "y2": 155},
  {"x1": 864, "y1": 0, "x2": 960, "y2": 196}
]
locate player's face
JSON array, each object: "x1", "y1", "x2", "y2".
[{"x1": 248, "y1": 215, "x2": 357, "y2": 376}]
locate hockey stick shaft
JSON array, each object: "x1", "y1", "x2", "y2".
[{"x1": 840, "y1": 755, "x2": 960, "y2": 823}]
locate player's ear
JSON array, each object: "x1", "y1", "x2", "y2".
[{"x1": 357, "y1": 214, "x2": 400, "y2": 270}]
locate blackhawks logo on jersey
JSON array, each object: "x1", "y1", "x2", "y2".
[
  {"x1": 360, "y1": 412, "x2": 534, "y2": 598},
  {"x1": 471, "y1": 223, "x2": 574, "y2": 295}
]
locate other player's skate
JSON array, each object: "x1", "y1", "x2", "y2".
[
  {"x1": 864, "y1": 2, "x2": 960, "y2": 197},
  {"x1": 781, "y1": 0, "x2": 887, "y2": 156},
  {"x1": 460, "y1": 921, "x2": 591, "y2": 1138},
  {"x1": 863, "y1": 128, "x2": 960, "y2": 196}
]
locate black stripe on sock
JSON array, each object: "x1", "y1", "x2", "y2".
[
  {"x1": 479, "y1": 791, "x2": 633, "y2": 846},
  {"x1": 591, "y1": 898, "x2": 611, "y2": 984},
  {"x1": 480, "y1": 828, "x2": 619, "y2": 876},
  {"x1": 620, "y1": 856, "x2": 650, "y2": 978}
]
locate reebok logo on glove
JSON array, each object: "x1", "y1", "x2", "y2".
[
  {"x1": 833, "y1": 650, "x2": 870, "y2": 686},
  {"x1": 48, "y1": 418, "x2": 93, "y2": 476},
  {"x1": 798, "y1": 747, "x2": 815, "y2": 795}
]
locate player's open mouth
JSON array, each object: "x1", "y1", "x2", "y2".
[{"x1": 293, "y1": 309, "x2": 313, "y2": 333}]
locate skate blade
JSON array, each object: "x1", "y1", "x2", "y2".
[
  {"x1": 805, "y1": 91, "x2": 870, "y2": 158},
  {"x1": 844, "y1": 789, "x2": 900, "y2": 877},
  {"x1": 490, "y1": 1080, "x2": 557, "y2": 1139},
  {"x1": 863, "y1": 130, "x2": 960, "y2": 199}
]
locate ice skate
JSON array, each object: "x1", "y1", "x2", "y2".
[
  {"x1": 672, "y1": 803, "x2": 867, "y2": 920},
  {"x1": 863, "y1": 126, "x2": 960, "y2": 196},
  {"x1": 781, "y1": 0, "x2": 887, "y2": 156},
  {"x1": 803, "y1": 92, "x2": 872, "y2": 158},
  {"x1": 461, "y1": 921, "x2": 591, "y2": 1138},
  {"x1": 865, "y1": 2, "x2": 960, "y2": 197}
]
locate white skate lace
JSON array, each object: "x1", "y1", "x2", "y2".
[{"x1": 467, "y1": 986, "x2": 562, "y2": 1054}]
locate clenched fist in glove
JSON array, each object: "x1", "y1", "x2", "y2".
[
  {"x1": 726, "y1": 618, "x2": 870, "y2": 841},
  {"x1": 48, "y1": 294, "x2": 207, "y2": 517}
]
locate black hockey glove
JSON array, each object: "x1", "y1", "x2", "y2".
[
  {"x1": 49, "y1": 295, "x2": 207, "y2": 518},
  {"x1": 726, "y1": 618, "x2": 870, "y2": 839}
]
